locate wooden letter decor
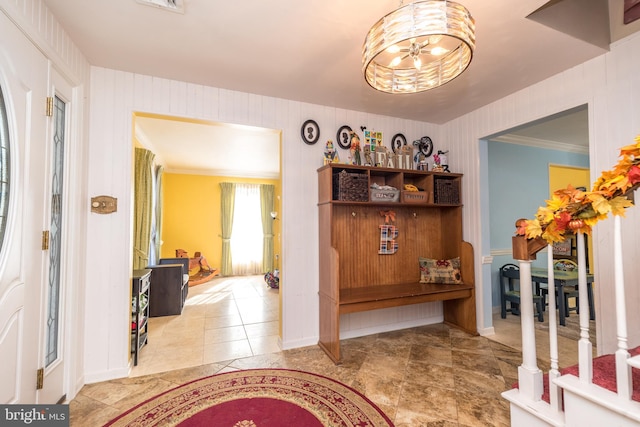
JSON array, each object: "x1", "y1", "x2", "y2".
[{"x1": 379, "y1": 210, "x2": 398, "y2": 254}]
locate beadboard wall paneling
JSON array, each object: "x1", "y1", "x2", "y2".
[
  {"x1": 86, "y1": 68, "x2": 441, "y2": 378},
  {"x1": 0, "y1": 0, "x2": 88, "y2": 84},
  {"x1": 441, "y1": 32, "x2": 640, "y2": 354}
]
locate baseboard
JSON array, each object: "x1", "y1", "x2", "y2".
[
  {"x1": 339, "y1": 316, "x2": 444, "y2": 340},
  {"x1": 478, "y1": 326, "x2": 496, "y2": 336}
]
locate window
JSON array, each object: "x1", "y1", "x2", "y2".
[
  {"x1": 0, "y1": 86, "x2": 10, "y2": 253},
  {"x1": 230, "y1": 184, "x2": 263, "y2": 275}
]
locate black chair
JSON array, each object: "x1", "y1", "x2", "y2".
[
  {"x1": 538, "y1": 259, "x2": 581, "y2": 318},
  {"x1": 500, "y1": 263, "x2": 544, "y2": 322}
]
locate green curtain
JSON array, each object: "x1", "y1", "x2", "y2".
[
  {"x1": 220, "y1": 182, "x2": 236, "y2": 276},
  {"x1": 133, "y1": 148, "x2": 155, "y2": 270},
  {"x1": 154, "y1": 165, "x2": 164, "y2": 263},
  {"x1": 260, "y1": 184, "x2": 275, "y2": 273}
]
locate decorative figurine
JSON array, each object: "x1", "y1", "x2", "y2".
[
  {"x1": 415, "y1": 152, "x2": 428, "y2": 171},
  {"x1": 323, "y1": 140, "x2": 340, "y2": 165},
  {"x1": 349, "y1": 131, "x2": 362, "y2": 165},
  {"x1": 363, "y1": 145, "x2": 373, "y2": 166},
  {"x1": 436, "y1": 150, "x2": 450, "y2": 172}
]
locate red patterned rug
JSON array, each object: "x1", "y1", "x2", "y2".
[{"x1": 104, "y1": 368, "x2": 394, "y2": 427}]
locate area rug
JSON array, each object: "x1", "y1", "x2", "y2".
[{"x1": 104, "y1": 368, "x2": 394, "y2": 427}]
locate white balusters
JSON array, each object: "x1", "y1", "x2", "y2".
[
  {"x1": 576, "y1": 231, "x2": 593, "y2": 384},
  {"x1": 613, "y1": 216, "x2": 632, "y2": 400},
  {"x1": 546, "y1": 244, "x2": 563, "y2": 411},
  {"x1": 516, "y1": 260, "x2": 544, "y2": 401}
]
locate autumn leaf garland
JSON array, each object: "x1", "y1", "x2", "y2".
[{"x1": 519, "y1": 135, "x2": 640, "y2": 244}]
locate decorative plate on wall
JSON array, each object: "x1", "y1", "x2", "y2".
[
  {"x1": 301, "y1": 119, "x2": 320, "y2": 145},
  {"x1": 336, "y1": 125, "x2": 352, "y2": 149},
  {"x1": 391, "y1": 133, "x2": 407, "y2": 153},
  {"x1": 413, "y1": 136, "x2": 434, "y2": 157}
]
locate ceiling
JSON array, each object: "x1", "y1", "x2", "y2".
[
  {"x1": 42, "y1": 0, "x2": 637, "y2": 175},
  {"x1": 134, "y1": 114, "x2": 281, "y2": 177}
]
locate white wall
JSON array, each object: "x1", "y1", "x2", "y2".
[
  {"x1": 84, "y1": 70, "x2": 443, "y2": 382},
  {"x1": 441, "y1": 32, "x2": 640, "y2": 354}
]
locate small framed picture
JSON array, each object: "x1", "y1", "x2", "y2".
[{"x1": 301, "y1": 119, "x2": 320, "y2": 145}]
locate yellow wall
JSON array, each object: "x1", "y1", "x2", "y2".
[
  {"x1": 548, "y1": 164, "x2": 593, "y2": 271},
  {"x1": 548, "y1": 164, "x2": 590, "y2": 193},
  {"x1": 161, "y1": 173, "x2": 282, "y2": 272}
]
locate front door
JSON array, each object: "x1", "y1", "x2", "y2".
[{"x1": 0, "y1": 10, "x2": 49, "y2": 403}]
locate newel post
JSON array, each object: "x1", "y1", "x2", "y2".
[{"x1": 512, "y1": 234, "x2": 546, "y2": 401}]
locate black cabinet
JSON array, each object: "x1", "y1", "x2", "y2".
[
  {"x1": 131, "y1": 269, "x2": 151, "y2": 366},
  {"x1": 147, "y1": 258, "x2": 189, "y2": 317}
]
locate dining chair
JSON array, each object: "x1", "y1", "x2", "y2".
[
  {"x1": 538, "y1": 259, "x2": 581, "y2": 317},
  {"x1": 500, "y1": 263, "x2": 544, "y2": 322}
]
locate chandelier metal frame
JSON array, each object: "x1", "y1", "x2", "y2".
[{"x1": 362, "y1": 0, "x2": 475, "y2": 94}]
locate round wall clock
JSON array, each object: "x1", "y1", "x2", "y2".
[
  {"x1": 336, "y1": 125, "x2": 352, "y2": 149},
  {"x1": 301, "y1": 119, "x2": 320, "y2": 145},
  {"x1": 391, "y1": 133, "x2": 407, "y2": 153}
]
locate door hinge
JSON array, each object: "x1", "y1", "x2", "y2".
[
  {"x1": 42, "y1": 230, "x2": 49, "y2": 250},
  {"x1": 36, "y1": 368, "x2": 44, "y2": 390},
  {"x1": 46, "y1": 97, "x2": 54, "y2": 117}
]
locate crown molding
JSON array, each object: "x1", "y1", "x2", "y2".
[{"x1": 492, "y1": 134, "x2": 589, "y2": 155}]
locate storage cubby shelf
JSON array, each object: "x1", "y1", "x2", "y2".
[{"x1": 317, "y1": 163, "x2": 476, "y2": 364}]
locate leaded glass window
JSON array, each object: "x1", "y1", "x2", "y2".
[{"x1": 0, "y1": 87, "x2": 10, "y2": 253}]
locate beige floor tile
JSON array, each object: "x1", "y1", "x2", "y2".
[
  {"x1": 74, "y1": 276, "x2": 584, "y2": 426},
  {"x1": 203, "y1": 339, "x2": 253, "y2": 363},
  {"x1": 204, "y1": 325, "x2": 247, "y2": 344},
  {"x1": 204, "y1": 313, "x2": 243, "y2": 329},
  {"x1": 244, "y1": 320, "x2": 279, "y2": 337},
  {"x1": 247, "y1": 334, "x2": 281, "y2": 355}
]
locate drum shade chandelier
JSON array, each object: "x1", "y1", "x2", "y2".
[{"x1": 362, "y1": 0, "x2": 475, "y2": 94}]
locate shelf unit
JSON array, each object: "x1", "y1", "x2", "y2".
[
  {"x1": 131, "y1": 269, "x2": 151, "y2": 366},
  {"x1": 317, "y1": 163, "x2": 476, "y2": 363}
]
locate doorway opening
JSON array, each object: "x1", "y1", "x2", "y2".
[
  {"x1": 480, "y1": 105, "x2": 594, "y2": 355},
  {"x1": 131, "y1": 113, "x2": 282, "y2": 376}
]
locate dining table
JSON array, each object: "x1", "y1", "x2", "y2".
[{"x1": 502, "y1": 267, "x2": 595, "y2": 326}]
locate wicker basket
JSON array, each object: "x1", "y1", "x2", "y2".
[
  {"x1": 434, "y1": 179, "x2": 460, "y2": 204},
  {"x1": 333, "y1": 170, "x2": 369, "y2": 201},
  {"x1": 401, "y1": 191, "x2": 428, "y2": 204}
]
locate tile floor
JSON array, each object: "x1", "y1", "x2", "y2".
[
  {"x1": 129, "y1": 275, "x2": 281, "y2": 377},
  {"x1": 69, "y1": 276, "x2": 590, "y2": 426}
]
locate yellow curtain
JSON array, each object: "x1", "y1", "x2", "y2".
[
  {"x1": 260, "y1": 184, "x2": 275, "y2": 273},
  {"x1": 220, "y1": 182, "x2": 236, "y2": 276},
  {"x1": 133, "y1": 148, "x2": 155, "y2": 270}
]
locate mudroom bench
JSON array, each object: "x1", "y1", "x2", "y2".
[{"x1": 317, "y1": 164, "x2": 477, "y2": 364}]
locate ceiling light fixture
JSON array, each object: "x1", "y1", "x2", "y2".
[
  {"x1": 362, "y1": 0, "x2": 475, "y2": 94},
  {"x1": 135, "y1": 0, "x2": 184, "y2": 14}
]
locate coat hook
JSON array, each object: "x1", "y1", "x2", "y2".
[
  {"x1": 413, "y1": 212, "x2": 417, "y2": 218},
  {"x1": 352, "y1": 211, "x2": 357, "y2": 217}
]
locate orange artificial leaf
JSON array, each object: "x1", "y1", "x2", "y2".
[
  {"x1": 609, "y1": 196, "x2": 634, "y2": 216},
  {"x1": 541, "y1": 221, "x2": 565, "y2": 243},
  {"x1": 525, "y1": 219, "x2": 543, "y2": 239},
  {"x1": 535, "y1": 206, "x2": 555, "y2": 224},
  {"x1": 620, "y1": 143, "x2": 640, "y2": 157},
  {"x1": 590, "y1": 194, "x2": 611, "y2": 215},
  {"x1": 545, "y1": 194, "x2": 568, "y2": 212}
]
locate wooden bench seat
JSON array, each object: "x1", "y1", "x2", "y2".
[{"x1": 339, "y1": 282, "x2": 474, "y2": 314}]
